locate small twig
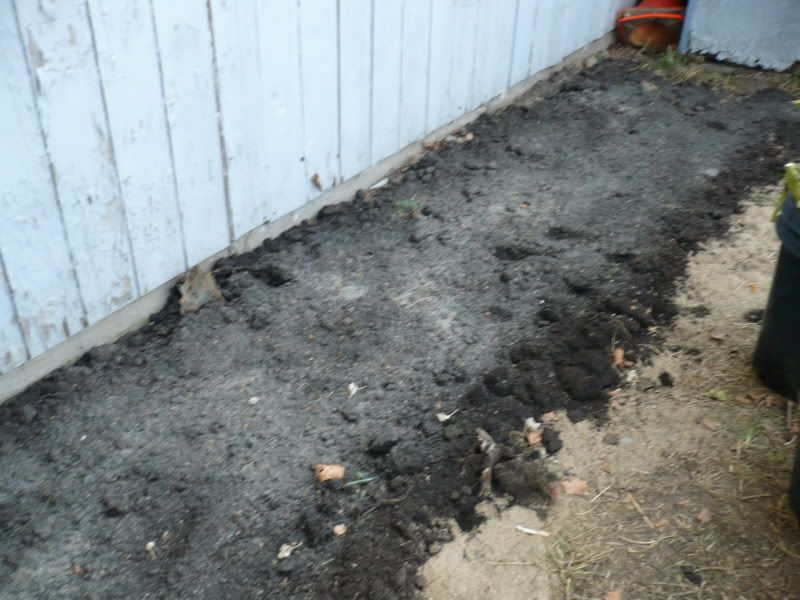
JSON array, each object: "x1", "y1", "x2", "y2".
[
  {"x1": 590, "y1": 483, "x2": 613, "y2": 503},
  {"x1": 627, "y1": 493, "x2": 656, "y2": 529},
  {"x1": 515, "y1": 525, "x2": 550, "y2": 537},
  {"x1": 620, "y1": 535, "x2": 676, "y2": 546},
  {"x1": 489, "y1": 561, "x2": 539, "y2": 567}
]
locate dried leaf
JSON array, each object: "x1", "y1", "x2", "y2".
[
  {"x1": 653, "y1": 518, "x2": 670, "y2": 528},
  {"x1": 277, "y1": 542, "x2": 302, "y2": 560},
  {"x1": 612, "y1": 347, "x2": 625, "y2": 367},
  {"x1": 604, "y1": 592, "x2": 623, "y2": 600},
  {"x1": 179, "y1": 268, "x2": 223, "y2": 315},
  {"x1": 526, "y1": 431, "x2": 543, "y2": 446},
  {"x1": 561, "y1": 478, "x2": 589, "y2": 496},
  {"x1": 436, "y1": 409, "x2": 459, "y2": 423},
  {"x1": 332, "y1": 524, "x2": 347, "y2": 536},
  {"x1": 313, "y1": 464, "x2": 346, "y2": 482},
  {"x1": 697, "y1": 508, "x2": 713, "y2": 523},
  {"x1": 701, "y1": 418, "x2": 718, "y2": 431},
  {"x1": 311, "y1": 173, "x2": 323, "y2": 191}
]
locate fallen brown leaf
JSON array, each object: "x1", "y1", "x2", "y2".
[
  {"x1": 561, "y1": 478, "x2": 589, "y2": 496},
  {"x1": 526, "y1": 431, "x2": 542, "y2": 446},
  {"x1": 697, "y1": 508, "x2": 712, "y2": 523},
  {"x1": 653, "y1": 518, "x2": 670, "y2": 528},
  {"x1": 604, "y1": 591, "x2": 622, "y2": 600},
  {"x1": 612, "y1": 347, "x2": 625, "y2": 367},
  {"x1": 313, "y1": 463, "x2": 345, "y2": 482}
]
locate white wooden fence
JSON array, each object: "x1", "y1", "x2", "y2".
[{"x1": 0, "y1": 0, "x2": 629, "y2": 377}]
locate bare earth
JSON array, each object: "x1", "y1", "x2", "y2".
[{"x1": 423, "y1": 191, "x2": 800, "y2": 599}]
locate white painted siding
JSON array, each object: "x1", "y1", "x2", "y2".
[{"x1": 0, "y1": 0, "x2": 628, "y2": 376}]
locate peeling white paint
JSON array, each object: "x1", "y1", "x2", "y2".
[{"x1": 0, "y1": 0, "x2": 631, "y2": 375}]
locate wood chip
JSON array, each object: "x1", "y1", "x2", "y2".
[
  {"x1": 561, "y1": 478, "x2": 589, "y2": 496},
  {"x1": 697, "y1": 508, "x2": 713, "y2": 523},
  {"x1": 612, "y1": 347, "x2": 625, "y2": 367}
]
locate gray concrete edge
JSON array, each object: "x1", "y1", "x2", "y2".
[{"x1": 0, "y1": 31, "x2": 614, "y2": 404}]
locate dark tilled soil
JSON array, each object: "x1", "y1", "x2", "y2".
[{"x1": 1, "y1": 60, "x2": 798, "y2": 600}]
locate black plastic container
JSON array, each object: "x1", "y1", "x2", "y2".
[{"x1": 753, "y1": 191, "x2": 800, "y2": 517}]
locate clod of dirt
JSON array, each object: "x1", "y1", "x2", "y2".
[
  {"x1": 681, "y1": 565, "x2": 703, "y2": 586},
  {"x1": 658, "y1": 371, "x2": 674, "y2": 387},
  {"x1": 493, "y1": 457, "x2": 551, "y2": 503},
  {"x1": 744, "y1": 308, "x2": 765, "y2": 323}
]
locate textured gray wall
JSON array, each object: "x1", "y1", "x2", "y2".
[{"x1": 685, "y1": 0, "x2": 799, "y2": 71}]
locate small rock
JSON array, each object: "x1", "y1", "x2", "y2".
[
  {"x1": 332, "y1": 524, "x2": 347, "y2": 536},
  {"x1": 659, "y1": 371, "x2": 674, "y2": 387},
  {"x1": 248, "y1": 396, "x2": 261, "y2": 405},
  {"x1": 744, "y1": 308, "x2": 764, "y2": 323},
  {"x1": 354, "y1": 189, "x2": 367, "y2": 200},
  {"x1": 603, "y1": 433, "x2": 620, "y2": 446},
  {"x1": 702, "y1": 168, "x2": 720, "y2": 178}
]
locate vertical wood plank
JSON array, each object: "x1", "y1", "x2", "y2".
[
  {"x1": 371, "y1": 1, "x2": 402, "y2": 163},
  {"x1": 298, "y1": 0, "x2": 339, "y2": 197},
  {"x1": 510, "y1": 0, "x2": 537, "y2": 84},
  {"x1": 541, "y1": 0, "x2": 563, "y2": 69},
  {"x1": 472, "y1": 0, "x2": 495, "y2": 106},
  {"x1": 0, "y1": 255, "x2": 28, "y2": 373},
  {"x1": 473, "y1": 0, "x2": 515, "y2": 105},
  {"x1": 399, "y1": 0, "x2": 431, "y2": 147},
  {"x1": 151, "y1": 0, "x2": 231, "y2": 266},
  {"x1": 338, "y1": 0, "x2": 372, "y2": 181},
  {"x1": 0, "y1": 1, "x2": 86, "y2": 356},
  {"x1": 208, "y1": 1, "x2": 269, "y2": 238},
  {"x1": 88, "y1": 0, "x2": 186, "y2": 294},
  {"x1": 452, "y1": 0, "x2": 480, "y2": 115},
  {"x1": 426, "y1": 0, "x2": 453, "y2": 131},
  {"x1": 256, "y1": 1, "x2": 307, "y2": 218},
  {"x1": 14, "y1": 0, "x2": 138, "y2": 325}
]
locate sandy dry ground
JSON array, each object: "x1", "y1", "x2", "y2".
[{"x1": 423, "y1": 191, "x2": 800, "y2": 600}]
